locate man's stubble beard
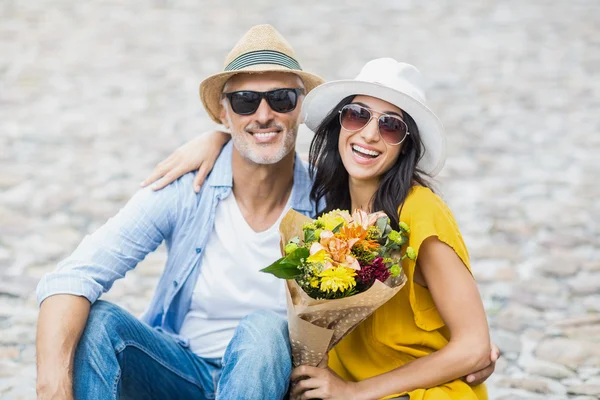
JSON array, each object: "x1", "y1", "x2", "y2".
[{"x1": 231, "y1": 124, "x2": 299, "y2": 165}]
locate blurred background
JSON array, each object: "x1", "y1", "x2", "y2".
[{"x1": 1, "y1": 0, "x2": 599, "y2": 398}]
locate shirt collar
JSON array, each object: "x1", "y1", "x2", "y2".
[
  {"x1": 207, "y1": 141, "x2": 234, "y2": 188},
  {"x1": 290, "y1": 156, "x2": 314, "y2": 214},
  {"x1": 207, "y1": 141, "x2": 315, "y2": 214}
]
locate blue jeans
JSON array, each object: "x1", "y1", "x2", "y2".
[{"x1": 73, "y1": 301, "x2": 291, "y2": 399}]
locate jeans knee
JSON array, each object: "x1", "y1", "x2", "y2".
[
  {"x1": 73, "y1": 301, "x2": 131, "y2": 395},
  {"x1": 240, "y1": 310, "x2": 290, "y2": 354},
  {"x1": 242, "y1": 310, "x2": 287, "y2": 335},
  {"x1": 79, "y1": 300, "x2": 128, "y2": 349}
]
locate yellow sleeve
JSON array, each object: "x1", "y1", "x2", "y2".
[{"x1": 399, "y1": 186, "x2": 471, "y2": 332}]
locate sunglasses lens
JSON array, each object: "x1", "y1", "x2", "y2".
[
  {"x1": 379, "y1": 116, "x2": 407, "y2": 144},
  {"x1": 340, "y1": 105, "x2": 371, "y2": 130},
  {"x1": 267, "y1": 89, "x2": 298, "y2": 113},
  {"x1": 229, "y1": 91, "x2": 261, "y2": 114}
]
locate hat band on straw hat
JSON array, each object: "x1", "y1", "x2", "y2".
[
  {"x1": 200, "y1": 25, "x2": 324, "y2": 124},
  {"x1": 224, "y1": 50, "x2": 302, "y2": 71}
]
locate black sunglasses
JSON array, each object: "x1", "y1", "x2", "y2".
[{"x1": 223, "y1": 88, "x2": 304, "y2": 115}]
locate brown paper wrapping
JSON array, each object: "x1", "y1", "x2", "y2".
[{"x1": 280, "y1": 209, "x2": 407, "y2": 367}]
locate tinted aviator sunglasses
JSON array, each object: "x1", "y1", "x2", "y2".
[
  {"x1": 224, "y1": 88, "x2": 304, "y2": 115},
  {"x1": 339, "y1": 103, "x2": 410, "y2": 145}
]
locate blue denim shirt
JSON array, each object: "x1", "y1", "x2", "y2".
[{"x1": 36, "y1": 142, "x2": 316, "y2": 340}]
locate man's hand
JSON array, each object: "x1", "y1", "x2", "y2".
[
  {"x1": 36, "y1": 295, "x2": 90, "y2": 400},
  {"x1": 36, "y1": 379, "x2": 73, "y2": 400},
  {"x1": 464, "y1": 342, "x2": 500, "y2": 386}
]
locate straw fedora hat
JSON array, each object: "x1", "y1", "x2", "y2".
[
  {"x1": 302, "y1": 58, "x2": 446, "y2": 176},
  {"x1": 199, "y1": 24, "x2": 325, "y2": 124}
]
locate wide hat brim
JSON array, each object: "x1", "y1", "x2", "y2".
[
  {"x1": 200, "y1": 64, "x2": 325, "y2": 124},
  {"x1": 302, "y1": 80, "x2": 446, "y2": 177}
]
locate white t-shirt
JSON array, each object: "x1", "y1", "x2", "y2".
[{"x1": 178, "y1": 193, "x2": 290, "y2": 359}]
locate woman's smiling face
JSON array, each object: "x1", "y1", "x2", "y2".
[{"x1": 338, "y1": 95, "x2": 406, "y2": 183}]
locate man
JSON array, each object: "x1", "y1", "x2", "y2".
[
  {"x1": 36, "y1": 24, "x2": 322, "y2": 400},
  {"x1": 36, "y1": 25, "x2": 498, "y2": 399}
]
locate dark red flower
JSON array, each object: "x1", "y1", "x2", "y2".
[
  {"x1": 371, "y1": 257, "x2": 391, "y2": 283},
  {"x1": 357, "y1": 257, "x2": 390, "y2": 290}
]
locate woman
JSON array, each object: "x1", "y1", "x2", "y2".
[{"x1": 143, "y1": 59, "x2": 492, "y2": 399}]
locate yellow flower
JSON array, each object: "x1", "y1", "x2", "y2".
[
  {"x1": 314, "y1": 229, "x2": 323, "y2": 240},
  {"x1": 317, "y1": 211, "x2": 347, "y2": 232},
  {"x1": 307, "y1": 248, "x2": 331, "y2": 264},
  {"x1": 366, "y1": 225, "x2": 381, "y2": 240},
  {"x1": 309, "y1": 277, "x2": 320, "y2": 288},
  {"x1": 303, "y1": 222, "x2": 317, "y2": 231},
  {"x1": 318, "y1": 266, "x2": 357, "y2": 293}
]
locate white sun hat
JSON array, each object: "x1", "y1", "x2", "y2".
[{"x1": 302, "y1": 58, "x2": 446, "y2": 176}]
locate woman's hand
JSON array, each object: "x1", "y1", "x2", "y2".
[
  {"x1": 464, "y1": 342, "x2": 501, "y2": 386},
  {"x1": 290, "y1": 365, "x2": 360, "y2": 400},
  {"x1": 140, "y1": 130, "x2": 230, "y2": 192}
]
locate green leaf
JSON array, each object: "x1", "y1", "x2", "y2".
[
  {"x1": 304, "y1": 229, "x2": 316, "y2": 244},
  {"x1": 260, "y1": 258, "x2": 302, "y2": 279},
  {"x1": 331, "y1": 222, "x2": 344, "y2": 233},
  {"x1": 385, "y1": 239, "x2": 401, "y2": 251},
  {"x1": 260, "y1": 247, "x2": 309, "y2": 279},
  {"x1": 375, "y1": 217, "x2": 388, "y2": 236},
  {"x1": 285, "y1": 247, "x2": 310, "y2": 264}
]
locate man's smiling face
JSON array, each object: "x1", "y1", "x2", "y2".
[{"x1": 220, "y1": 72, "x2": 305, "y2": 165}]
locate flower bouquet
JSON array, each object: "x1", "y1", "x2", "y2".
[{"x1": 261, "y1": 209, "x2": 412, "y2": 367}]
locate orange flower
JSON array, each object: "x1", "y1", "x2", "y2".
[
  {"x1": 315, "y1": 231, "x2": 361, "y2": 270},
  {"x1": 336, "y1": 210, "x2": 388, "y2": 247},
  {"x1": 359, "y1": 239, "x2": 381, "y2": 251},
  {"x1": 339, "y1": 223, "x2": 368, "y2": 242},
  {"x1": 326, "y1": 237, "x2": 351, "y2": 262}
]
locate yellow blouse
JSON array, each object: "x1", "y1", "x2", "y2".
[{"x1": 329, "y1": 186, "x2": 487, "y2": 400}]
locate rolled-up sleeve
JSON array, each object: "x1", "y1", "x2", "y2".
[{"x1": 36, "y1": 184, "x2": 179, "y2": 306}]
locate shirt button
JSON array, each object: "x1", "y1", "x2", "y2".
[
  {"x1": 196, "y1": 248, "x2": 202, "y2": 254},
  {"x1": 173, "y1": 281, "x2": 178, "y2": 287}
]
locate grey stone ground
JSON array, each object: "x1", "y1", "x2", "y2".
[{"x1": 1, "y1": 0, "x2": 599, "y2": 398}]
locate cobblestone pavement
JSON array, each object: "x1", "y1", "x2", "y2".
[{"x1": 1, "y1": 0, "x2": 599, "y2": 398}]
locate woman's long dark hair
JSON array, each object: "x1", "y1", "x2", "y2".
[{"x1": 309, "y1": 96, "x2": 433, "y2": 230}]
